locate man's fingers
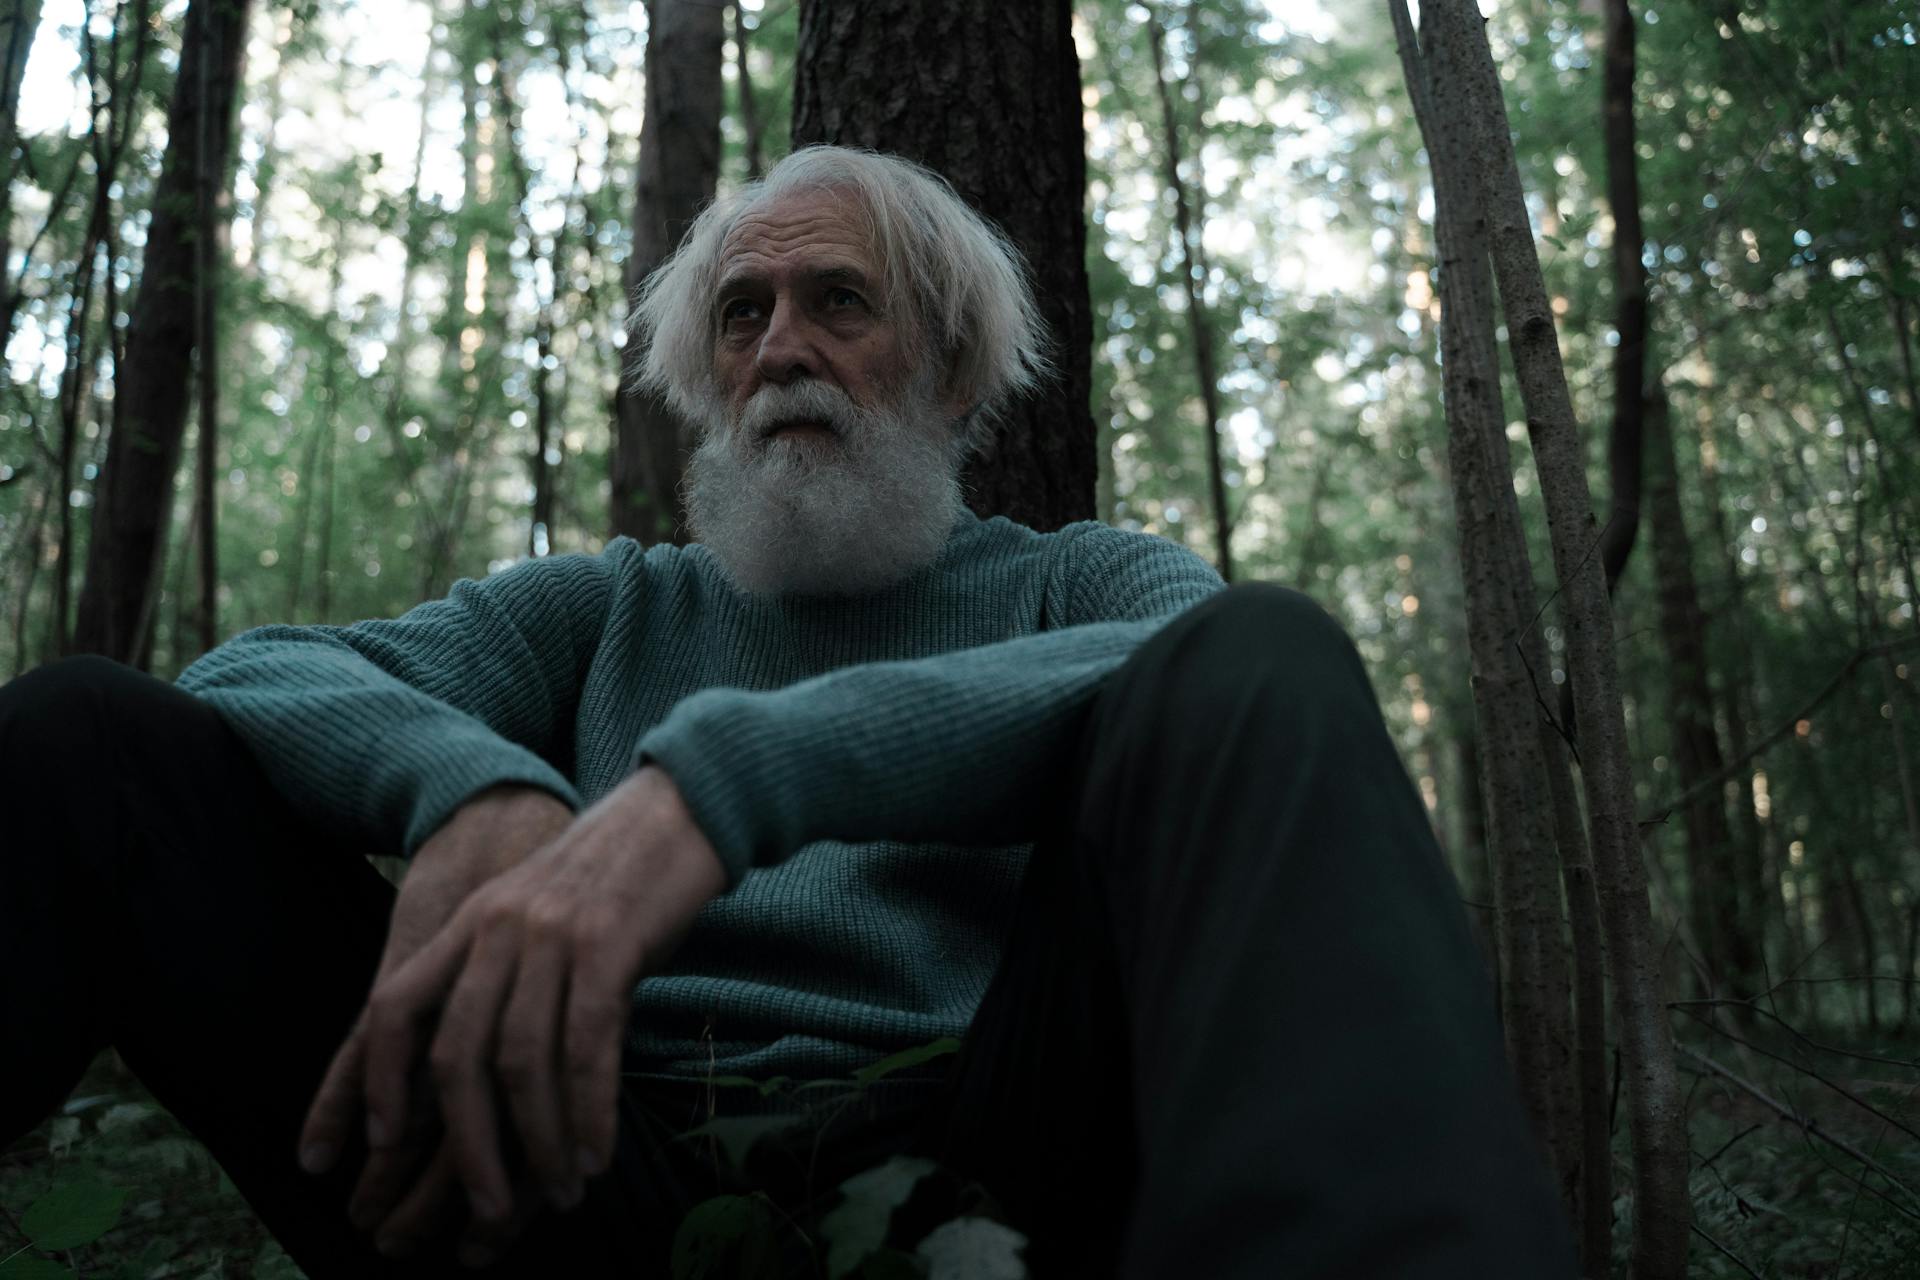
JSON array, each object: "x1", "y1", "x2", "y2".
[
  {"x1": 298, "y1": 1024, "x2": 367, "y2": 1174},
  {"x1": 363, "y1": 926, "x2": 469, "y2": 1151},
  {"x1": 430, "y1": 927, "x2": 519, "y2": 1227},
  {"x1": 373, "y1": 1142, "x2": 466, "y2": 1260},
  {"x1": 458, "y1": 1161, "x2": 552, "y2": 1270},
  {"x1": 496, "y1": 925, "x2": 577, "y2": 1209},
  {"x1": 348, "y1": 1134, "x2": 437, "y2": 1234},
  {"x1": 562, "y1": 952, "x2": 628, "y2": 1179}
]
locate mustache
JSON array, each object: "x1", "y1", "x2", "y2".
[{"x1": 734, "y1": 382, "x2": 864, "y2": 445}]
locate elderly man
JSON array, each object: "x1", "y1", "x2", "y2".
[{"x1": 0, "y1": 146, "x2": 1572, "y2": 1276}]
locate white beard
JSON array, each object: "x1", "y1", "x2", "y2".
[{"x1": 683, "y1": 379, "x2": 966, "y2": 597}]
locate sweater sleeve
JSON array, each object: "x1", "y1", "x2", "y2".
[
  {"x1": 174, "y1": 547, "x2": 619, "y2": 856},
  {"x1": 636, "y1": 524, "x2": 1222, "y2": 886}
]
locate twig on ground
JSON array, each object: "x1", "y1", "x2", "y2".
[
  {"x1": 1698, "y1": 1122, "x2": 1765, "y2": 1172},
  {"x1": 1677, "y1": 1046, "x2": 1920, "y2": 1217},
  {"x1": 1690, "y1": 1221, "x2": 1764, "y2": 1279},
  {"x1": 1674, "y1": 1005, "x2": 1920, "y2": 1146}
]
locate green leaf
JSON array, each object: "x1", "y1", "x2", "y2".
[
  {"x1": 851, "y1": 1038, "x2": 962, "y2": 1084},
  {"x1": 0, "y1": 1255, "x2": 78, "y2": 1280},
  {"x1": 675, "y1": 1114, "x2": 805, "y2": 1177},
  {"x1": 701, "y1": 1074, "x2": 792, "y2": 1099},
  {"x1": 21, "y1": 1181, "x2": 128, "y2": 1252},
  {"x1": 670, "y1": 1194, "x2": 781, "y2": 1280},
  {"x1": 819, "y1": 1156, "x2": 939, "y2": 1279},
  {"x1": 915, "y1": 1217, "x2": 1028, "y2": 1279}
]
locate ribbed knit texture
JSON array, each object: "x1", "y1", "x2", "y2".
[{"x1": 176, "y1": 513, "x2": 1221, "y2": 1087}]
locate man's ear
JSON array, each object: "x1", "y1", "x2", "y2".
[{"x1": 937, "y1": 364, "x2": 976, "y2": 422}]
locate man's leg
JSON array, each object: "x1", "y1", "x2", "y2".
[
  {"x1": 916, "y1": 585, "x2": 1576, "y2": 1278},
  {"x1": 0, "y1": 658, "x2": 695, "y2": 1276}
]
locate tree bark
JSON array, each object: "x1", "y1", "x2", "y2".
[
  {"x1": 1389, "y1": 0, "x2": 1580, "y2": 1239},
  {"x1": 792, "y1": 0, "x2": 1095, "y2": 530},
  {"x1": 0, "y1": 0, "x2": 44, "y2": 308},
  {"x1": 49, "y1": 2, "x2": 150, "y2": 656},
  {"x1": 1597, "y1": 0, "x2": 1646, "y2": 602},
  {"x1": 1145, "y1": 8, "x2": 1233, "y2": 582},
  {"x1": 1420, "y1": 2, "x2": 1689, "y2": 1273},
  {"x1": 72, "y1": 0, "x2": 255, "y2": 664},
  {"x1": 732, "y1": 0, "x2": 763, "y2": 181},
  {"x1": 1647, "y1": 391, "x2": 1758, "y2": 998},
  {"x1": 192, "y1": 0, "x2": 236, "y2": 657},
  {"x1": 611, "y1": 0, "x2": 723, "y2": 545}
]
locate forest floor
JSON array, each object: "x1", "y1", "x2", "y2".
[{"x1": 4, "y1": 1024, "x2": 1920, "y2": 1279}]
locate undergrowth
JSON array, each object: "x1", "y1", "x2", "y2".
[{"x1": 6, "y1": 1019, "x2": 1919, "y2": 1278}]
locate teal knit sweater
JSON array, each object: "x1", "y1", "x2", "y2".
[{"x1": 176, "y1": 513, "x2": 1221, "y2": 1087}]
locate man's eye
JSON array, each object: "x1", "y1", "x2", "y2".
[
  {"x1": 825, "y1": 287, "x2": 864, "y2": 309},
  {"x1": 720, "y1": 299, "x2": 761, "y2": 325}
]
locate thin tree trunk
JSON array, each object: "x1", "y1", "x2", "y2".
[
  {"x1": 732, "y1": 0, "x2": 763, "y2": 180},
  {"x1": 792, "y1": 0, "x2": 1096, "y2": 530},
  {"x1": 1557, "y1": 0, "x2": 1649, "y2": 736},
  {"x1": 0, "y1": 0, "x2": 148, "y2": 357},
  {"x1": 1145, "y1": 8, "x2": 1232, "y2": 582},
  {"x1": 377, "y1": 6, "x2": 444, "y2": 563},
  {"x1": 192, "y1": 0, "x2": 229, "y2": 658},
  {"x1": 50, "y1": 3, "x2": 142, "y2": 656},
  {"x1": 52, "y1": 231, "x2": 103, "y2": 660},
  {"x1": 492, "y1": 49, "x2": 576, "y2": 559},
  {"x1": 288, "y1": 239, "x2": 346, "y2": 620},
  {"x1": 72, "y1": 0, "x2": 255, "y2": 664},
  {"x1": 10, "y1": 477, "x2": 48, "y2": 676},
  {"x1": 612, "y1": 0, "x2": 723, "y2": 545},
  {"x1": 1597, "y1": 0, "x2": 1646, "y2": 602},
  {"x1": 0, "y1": 0, "x2": 45, "y2": 305},
  {"x1": 314, "y1": 396, "x2": 338, "y2": 622},
  {"x1": 1390, "y1": 0, "x2": 1581, "y2": 1240},
  {"x1": 1605, "y1": 0, "x2": 1758, "y2": 1002},
  {"x1": 1419, "y1": 1, "x2": 1689, "y2": 1272},
  {"x1": 284, "y1": 412, "x2": 322, "y2": 620},
  {"x1": 1647, "y1": 390, "x2": 1757, "y2": 996},
  {"x1": 1686, "y1": 358, "x2": 1777, "y2": 1000}
]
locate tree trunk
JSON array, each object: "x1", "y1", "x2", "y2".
[
  {"x1": 192, "y1": 0, "x2": 235, "y2": 658},
  {"x1": 1597, "y1": 0, "x2": 1646, "y2": 602},
  {"x1": 49, "y1": 3, "x2": 151, "y2": 655},
  {"x1": 1686, "y1": 361, "x2": 1777, "y2": 998},
  {"x1": 1145, "y1": 8, "x2": 1233, "y2": 581},
  {"x1": 792, "y1": 0, "x2": 1095, "y2": 530},
  {"x1": 1646, "y1": 391, "x2": 1758, "y2": 998},
  {"x1": 1557, "y1": 0, "x2": 1650, "y2": 737},
  {"x1": 1419, "y1": 1, "x2": 1690, "y2": 1273},
  {"x1": 1389, "y1": 0, "x2": 1580, "y2": 1237},
  {"x1": 732, "y1": 0, "x2": 763, "y2": 181},
  {"x1": 0, "y1": 0, "x2": 44, "y2": 305},
  {"x1": 72, "y1": 0, "x2": 254, "y2": 664},
  {"x1": 611, "y1": 0, "x2": 723, "y2": 545}
]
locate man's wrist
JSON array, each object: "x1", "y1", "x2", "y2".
[
  {"x1": 418, "y1": 784, "x2": 574, "y2": 875},
  {"x1": 607, "y1": 765, "x2": 729, "y2": 898}
]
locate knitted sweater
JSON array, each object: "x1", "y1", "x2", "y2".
[{"x1": 176, "y1": 512, "x2": 1221, "y2": 1089}]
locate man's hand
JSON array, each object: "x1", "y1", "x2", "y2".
[
  {"x1": 298, "y1": 786, "x2": 573, "y2": 1254},
  {"x1": 315, "y1": 766, "x2": 728, "y2": 1265}
]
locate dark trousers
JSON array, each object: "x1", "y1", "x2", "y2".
[{"x1": 0, "y1": 586, "x2": 1575, "y2": 1277}]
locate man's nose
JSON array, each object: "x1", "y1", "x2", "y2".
[{"x1": 753, "y1": 302, "x2": 816, "y2": 385}]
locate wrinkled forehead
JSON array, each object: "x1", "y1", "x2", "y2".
[{"x1": 715, "y1": 186, "x2": 883, "y2": 290}]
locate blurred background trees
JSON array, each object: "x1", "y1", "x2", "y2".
[{"x1": 3, "y1": 0, "x2": 1918, "y2": 1273}]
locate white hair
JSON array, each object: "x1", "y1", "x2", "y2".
[{"x1": 627, "y1": 146, "x2": 1051, "y2": 452}]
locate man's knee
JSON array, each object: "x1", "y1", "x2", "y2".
[
  {"x1": 1, "y1": 655, "x2": 128, "y2": 751},
  {"x1": 0, "y1": 656, "x2": 215, "y2": 780},
  {"x1": 1105, "y1": 583, "x2": 1374, "y2": 732}
]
